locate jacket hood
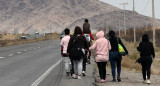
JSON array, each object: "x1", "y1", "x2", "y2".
[
  {"x1": 96, "y1": 31, "x2": 104, "y2": 39},
  {"x1": 142, "y1": 34, "x2": 149, "y2": 42}
]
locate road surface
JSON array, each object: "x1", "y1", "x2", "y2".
[{"x1": 0, "y1": 40, "x2": 94, "y2": 86}]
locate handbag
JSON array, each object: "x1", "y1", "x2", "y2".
[
  {"x1": 135, "y1": 58, "x2": 142, "y2": 64},
  {"x1": 117, "y1": 38, "x2": 126, "y2": 55}
]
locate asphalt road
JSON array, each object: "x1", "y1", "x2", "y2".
[{"x1": 0, "y1": 40, "x2": 62, "y2": 86}]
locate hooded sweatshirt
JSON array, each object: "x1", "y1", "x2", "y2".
[{"x1": 89, "y1": 31, "x2": 111, "y2": 62}]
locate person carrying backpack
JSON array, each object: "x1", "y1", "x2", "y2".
[
  {"x1": 67, "y1": 26, "x2": 89, "y2": 79},
  {"x1": 89, "y1": 31, "x2": 111, "y2": 83},
  {"x1": 137, "y1": 34, "x2": 155, "y2": 84}
]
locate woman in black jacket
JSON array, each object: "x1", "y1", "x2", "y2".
[
  {"x1": 137, "y1": 34, "x2": 155, "y2": 84},
  {"x1": 67, "y1": 26, "x2": 89, "y2": 79},
  {"x1": 109, "y1": 30, "x2": 128, "y2": 82}
]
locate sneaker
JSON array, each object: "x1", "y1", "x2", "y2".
[
  {"x1": 112, "y1": 78, "x2": 116, "y2": 82},
  {"x1": 82, "y1": 71, "x2": 86, "y2": 76},
  {"x1": 99, "y1": 79, "x2": 105, "y2": 83},
  {"x1": 87, "y1": 59, "x2": 91, "y2": 64},
  {"x1": 105, "y1": 78, "x2": 107, "y2": 82},
  {"x1": 117, "y1": 76, "x2": 121, "y2": 82},
  {"x1": 72, "y1": 74, "x2": 75, "y2": 78},
  {"x1": 144, "y1": 79, "x2": 151, "y2": 84},
  {"x1": 74, "y1": 75, "x2": 78, "y2": 79},
  {"x1": 147, "y1": 79, "x2": 151, "y2": 84},
  {"x1": 78, "y1": 76, "x2": 82, "y2": 79}
]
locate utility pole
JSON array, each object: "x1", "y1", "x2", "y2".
[
  {"x1": 152, "y1": 0, "x2": 155, "y2": 46},
  {"x1": 118, "y1": 10, "x2": 121, "y2": 36},
  {"x1": 118, "y1": 14, "x2": 121, "y2": 36},
  {"x1": 120, "y1": 3, "x2": 128, "y2": 36},
  {"x1": 133, "y1": 0, "x2": 136, "y2": 43}
]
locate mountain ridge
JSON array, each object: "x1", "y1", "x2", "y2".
[{"x1": 0, "y1": 0, "x2": 159, "y2": 33}]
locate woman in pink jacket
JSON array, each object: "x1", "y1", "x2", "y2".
[{"x1": 89, "y1": 31, "x2": 111, "y2": 83}]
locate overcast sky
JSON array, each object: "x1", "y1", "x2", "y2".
[{"x1": 100, "y1": 0, "x2": 160, "y2": 19}]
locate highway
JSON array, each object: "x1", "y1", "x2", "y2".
[{"x1": 0, "y1": 40, "x2": 62, "y2": 86}]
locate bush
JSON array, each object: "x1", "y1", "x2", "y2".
[
  {"x1": 0, "y1": 41, "x2": 7, "y2": 47},
  {"x1": 118, "y1": 27, "x2": 160, "y2": 47}
]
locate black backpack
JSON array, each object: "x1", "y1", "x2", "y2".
[{"x1": 69, "y1": 35, "x2": 85, "y2": 60}]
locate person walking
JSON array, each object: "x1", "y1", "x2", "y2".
[
  {"x1": 60, "y1": 28, "x2": 75, "y2": 77},
  {"x1": 89, "y1": 31, "x2": 111, "y2": 83},
  {"x1": 67, "y1": 26, "x2": 89, "y2": 79},
  {"x1": 82, "y1": 19, "x2": 94, "y2": 76},
  {"x1": 137, "y1": 34, "x2": 155, "y2": 84},
  {"x1": 108, "y1": 30, "x2": 128, "y2": 82},
  {"x1": 83, "y1": 19, "x2": 94, "y2": 62}
]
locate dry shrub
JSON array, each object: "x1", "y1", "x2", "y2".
[
  {"x1": 151, "y1": 59, "x2": 160, "y2": 75},
  {"x1": 122, "y1": 56, "x2": 141, "y2": 71},
  {"x1": 0, "y1": 33, "x2": 60, "y2": 47},
  {"x1": 0, "y1": 41, "x2": 7, "y2": 47},
  {"x1": 119, "y1": 28, "x2": 160, "y2": 47}
]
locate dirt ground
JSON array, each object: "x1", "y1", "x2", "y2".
[{"x1": 94, "y1": 67, "x2": 160, "y2": 86}]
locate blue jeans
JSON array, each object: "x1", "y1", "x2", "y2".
[{"x1": 109, "y1": 51, "x2": 122, "y2": 79}]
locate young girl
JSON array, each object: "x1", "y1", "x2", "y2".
[{"x1": 89, "y1": 31, "x2": 111, "y2": 83}]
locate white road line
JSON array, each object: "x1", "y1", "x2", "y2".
[
  {"x1": 31, "y1": 59, "x2": 62, "y2": 86},
  {"x1": 38, "y1": 47, "x2": 41, "y2": 48},
  {"x1": 24, "y1": 50, "x2": 28, "y2": 51},
  {"x1": 17, "y1": 52, "x2": 22, "y2": 54},
  {"x1": 0, "y1": 57, "x2": 5, "y2": 59},
  {"x1": 8, "y1": 54, "x2": 14, "y2": 56}
]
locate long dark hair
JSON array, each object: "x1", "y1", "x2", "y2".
[
  {"x1": 74, "y1": 26, "x2": 82, "y2": 35},
  {"x1": 142, "y1": 34, "x2": 149, "y2": 42},
  {"x1": 109, "y1": 30, "x2": 115, "y2": 38}
]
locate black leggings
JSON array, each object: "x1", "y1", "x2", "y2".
[
  {"x1": 70, "y1": 59, "x2": 74, "y2": 74},
  {"x1": 83, "y1": 56, "x2": 87, "y2": 71},
  {"x1": 97, "y1": 62, "x2": 107, "y2": 80},
  {"x1": 141, "y1": 56, "x2": 152, "y2": 80}
]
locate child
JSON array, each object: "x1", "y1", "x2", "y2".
[{"x1": 60, "y1": 28, "x2": 74, "y2": 77}]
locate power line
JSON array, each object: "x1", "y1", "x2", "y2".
[{"x1": 140, "y1": 0, "x2": 151, "y2": 12}]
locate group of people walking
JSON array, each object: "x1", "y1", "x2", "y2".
[
  {"x1": 60, "y1": 19, "x2": 155, "y2": 84},
  {"x1": 60, "y1": 19, "x2": 93, "y2": 79}
]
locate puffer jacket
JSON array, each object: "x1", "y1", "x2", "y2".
[{"x1": 89, "y1": 31, "x2": 111, "y2": 62}]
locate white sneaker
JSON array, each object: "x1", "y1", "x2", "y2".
[
  {"x1": 82, "y1": 71, "x2": 86, "y2": 76},
  {"x1": 74, "y1": 75, "x2": 78, "y2": 79},
  {"x1": 146, "y1": 79, "x2": 151, "y2": 84},
  {"x1": 72, "y1": 74, "x2": 75, "y2": 78},
  {"x1": 78, "y1": 76, "x2": 82, "y2": 79},
  {"x1": 143, "y1": 80, "x2": 151, "y2": 84}
]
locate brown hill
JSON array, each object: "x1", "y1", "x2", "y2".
[{"x1": 0, "y1": 0, "x2": 159, "y2": 33}]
